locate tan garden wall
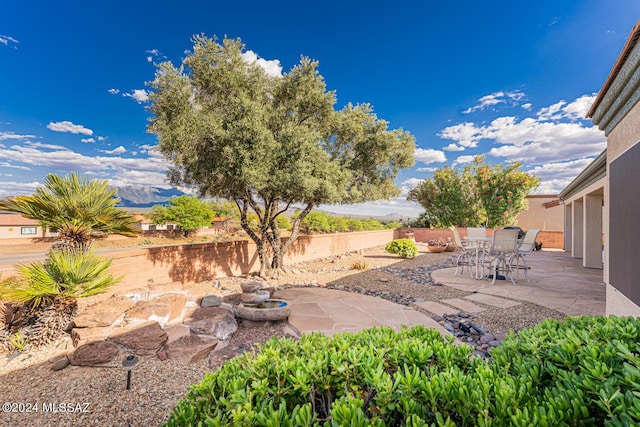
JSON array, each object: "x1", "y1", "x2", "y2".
[{"x1": 1, "y1": 230, "x2": 395, "y2": 288}]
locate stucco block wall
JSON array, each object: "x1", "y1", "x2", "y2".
[
  {"x1": 1, "y1": 230, "x2": 395, "y2": 289},
  {"x1": 515, "y1": 196, "x2": 563, "y2": 231},
  {"x1": 396, "y1": 228, "x2": 563, "y2": 249}
]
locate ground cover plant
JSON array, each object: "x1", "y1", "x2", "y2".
[{"x1": 165, "y1": 316, "x2": 640, "y2": 426}]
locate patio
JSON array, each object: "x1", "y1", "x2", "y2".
[{"x1": 431, "y1": 249, "x2": 605, "y2": 316}]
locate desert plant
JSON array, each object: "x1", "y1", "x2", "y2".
[
  {"x1": 9, "y1": 332, "x2": 28, "y2": 352},
  {"x1": 351, "y1": 259, "x2": 370, "y2": 270},
  {"x1": 385, "y1": 238, "x2": 419, "y2": 258},
  {"x1": 0, "y1": 249, "x2": 121, "y2": 308}
]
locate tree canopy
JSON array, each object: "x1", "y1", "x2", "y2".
[
  {"x1": 150, "y1": 195, "x2": 215, "y2": 237},
  {"x1": 0, "y1": 172, "x2": 139, "y2": 251},
  {"x1": 147, "y1": 35, "x2": 415, "y2": 276},
  {"x1": 408, "y1": 156, "x2": 539, "y2": 228}
]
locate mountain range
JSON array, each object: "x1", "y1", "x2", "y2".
[{"x1": 114, "y1": 186, "x2": 186, "y2": 207}]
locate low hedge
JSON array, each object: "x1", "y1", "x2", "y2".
[
  {"x1": 165, "y1": 316, "x2": 640, "y2": 426},
  {"x1": 385, "y1": 238, "x2": 419, "y2": 259}
]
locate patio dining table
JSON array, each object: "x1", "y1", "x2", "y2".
[{"x1": 462, "y1": 236, "x2": 492, "y2": 279}]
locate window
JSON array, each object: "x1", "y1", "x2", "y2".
[{"x1": 21, "y1": 227, "x2": 37, "y2": 235}]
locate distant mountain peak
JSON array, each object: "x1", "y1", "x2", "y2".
[{"x1": 114, "y1": 185, "x2": 186, "y2": 207}]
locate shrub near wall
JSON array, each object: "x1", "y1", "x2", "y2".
[{"x1": 165, "y1": 315, "x2": 640, "y2": 426}]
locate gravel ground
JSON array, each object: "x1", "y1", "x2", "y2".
[{"x1": 0, "y1": 245, "x2": 565, "y2": 427}]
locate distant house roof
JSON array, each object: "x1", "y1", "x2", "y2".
[
  {"x1": 587, "y1": 19, "x2": 640, "y2": 118},
  {"x1": 0, "y1": 214, "x2": 39, "y2": 226}
]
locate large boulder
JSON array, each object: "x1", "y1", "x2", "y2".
[
  {"x1": 109, "y1": 321, "x2": 168, "y2": 356},
  {"x1": 70, "y1": 341, "x2": 119, "y2": 366},
  {"x1": 71, "y1": 326, "x2": 111, "y2": 347},
  {"x1": 126, "y1": 294, "x2": 187, "y2": 325},
  {"x1": 184, "y1": 306, "x2": 237, "y2": 341},
  {"x1": 165, "y1": 335, "x2": 218, "y2": 365},
  {"x1": 74, "y1": 295, "x2": 135, "y2": 328}
]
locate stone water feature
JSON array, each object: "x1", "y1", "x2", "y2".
[{"x1": 236, "y1": 281, "x2": 291, "y2": 323}]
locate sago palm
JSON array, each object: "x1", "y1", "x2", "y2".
[{"x1": 0, "y1": 172, "x2": 139, "y2": 251}]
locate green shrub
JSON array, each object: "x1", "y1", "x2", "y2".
[
  {"x1": 347, "y1": 218, "x2": 364, "y2": 231},
  {"x1": 276, "y1": 215, "x2": 292, "y2": 230},
  {"x1": 385, "y1": 238, "x2": 419, "y2": 258},
  {"x1": 165, "y1": 316, "x2": 640, "y2": 426},
  {"x1": 302, "y1": 211, "x2": 331, "y2": 233},
  {"x1": 361, "y1": 218, "x2": 384, "y2": 230},
  {"x1": 0, "y1": 249, "x2": 121, "y2": 307},
  {"x1": 328, "y1": 216, "x2": 349, "y2": 232}
]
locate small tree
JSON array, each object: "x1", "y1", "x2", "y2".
[
  {"x1": 408, "y1": 156, "x2": 539, "y2": 228},
  {"x1": 150, "y1": 195, "x2": 215, "y2": 237},
  {"x1": 148, "y1": 35, "x2": 415, "y2": 276},
  {"x1": 209, "y1": 199, "x2": 241, "y2": 232}
]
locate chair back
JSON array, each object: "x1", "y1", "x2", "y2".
[
  {"x1": 518, "y1": 229, "x2": 541, "y2": 253},
  {"x1": 449, "y1": 227, "x2": 465, "y2": 249},
  {"x1": 489, "y1": 229, "x2": 519, "y2": 255},
  {"x1": 467, "y1": 227, "x2": 487, "y2": 239}
]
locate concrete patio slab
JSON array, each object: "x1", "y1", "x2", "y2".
[
  {"x1": 431, "y1": 250, "x2": 605, "y2": 316},
  {"x1": 275, "y1": 288, "x2": 449, "y2": 337},
  {"x1": 412, "y1": 301, "x2": 458, "y2": 316}
]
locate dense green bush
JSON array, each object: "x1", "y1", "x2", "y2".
[
  {"x1": 166, "y1": 316, "x2": 640, "y2": 426},
  {"x1": 385, "y1": 238, "x2": 419, "y2": 258}
]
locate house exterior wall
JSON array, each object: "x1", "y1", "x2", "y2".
[
  {"x1": 0, "y1": 214, "x2": 56, "y2": 239},
  {"x1": 514, "y1": 195, "x2": 563, "y2": 231}
]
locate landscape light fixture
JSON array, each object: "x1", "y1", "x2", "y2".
[{"x1": 122, "y1": 354, "x2": 139, "y2": 390}]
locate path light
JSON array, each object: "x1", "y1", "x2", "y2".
[{"x1": 122, "y1": 354, "x2": 139, "y2": 390}]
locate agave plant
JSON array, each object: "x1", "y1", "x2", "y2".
[
  {"x1": 0, "y1": 172, "x2": 140, "y2": 252},
  {"x1": 0, "y1": 249, "x2": 122, "y2": 308}
]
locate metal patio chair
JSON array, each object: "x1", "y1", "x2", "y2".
[
  {"x1": 509, "y1": 228, "x2": 541, "y2": 282},
  {"x1": 484, "y1": 228, "x2": 520, "y2": 285}
]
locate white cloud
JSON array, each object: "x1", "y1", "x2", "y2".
[
  {"x1": 0, "y1": 161, "x2": 31, "y2": 171},
  {"x1": 123, "y1": 89, "x2": 149, "y2": 103},
  {"x1": 81, "y1": 138, "x2": 95, "y2": 143},
  {"x1": 536, "y1": 94, "x2": 596, "y2": 121},
  {"x1": 438, "y1": 122, "x2": 482, "y2": 148},
  {"x1": 146, "y1": 49, "x2": 160, "y2": 56},
  {"x1": 241, "y1": 50, "x2": 283, "y2": 77},
  {"x1": 414, "y1": 148, "x2": 446, "y2": 164},
  {"x1": 0, "y1": 131, "x2": 36, "y2": 141},
  {"x1": 416, "y1": 167, "x2": 437, "y2": 173},
  {"x1": 463, "y1": 90, "x2": 527, "y2": 114},
  {"x1": 0, "y1": 34, "x2": 19, "y2": 49},
  {"x1": 103, "y1": 146, "x2": 126, "y2": 155},
  {"x1": 443, "y1": 143, "x2": 465, "y2": 152},
  {"x1": 97, "y1": 136, "x2": 106, "y2": 141},
  {"x1": 521, "y1": 103, "x2": 532, "y2": 110},
  {"x1": 47, "y1": 121, "x2": 93, "y2": 135},
  {"x1": 0, "y1": 181, "x2": 40, "y2": 198},
  {"x1": 108, "y1": 88, "x2": 120, "y2": 95},
  {"x1": 147, "y1": 56, "x2": 153, "y2": 62},
  {"x1": 452, "y1": 155, "x2": 476, "y2": 166}
]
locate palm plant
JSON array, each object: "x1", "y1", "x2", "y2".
[
  {"x1": 0, "y1": 249, "x2": 122, "y2": 307},
  {"x1": 0, "y1": 172, "x2": 140, "y2": 252}
]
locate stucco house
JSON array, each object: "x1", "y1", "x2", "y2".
[
  {"x1": 0, "y1": 212, "x2": 58, "y2": 240},
  {"x1": 561, "y1": 19, "x2": 640, "y2": 316}
]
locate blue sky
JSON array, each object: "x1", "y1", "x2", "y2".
[{"x1": 1, "y1": 1, "x2": 638, "y2": 217}]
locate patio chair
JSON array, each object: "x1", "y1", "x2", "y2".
[
  {"x1": 466, "y1": 227, "x2": 487, "y2": 239},
  {"x1": 449, "y1": 227, "x2": 476, "y2": 278},
  {"x1": 509, "y1": 228, "x2": 541, "y2": 282},
  {"x1": 483, "y1": 228, "x2": 520, "y2": 285}
]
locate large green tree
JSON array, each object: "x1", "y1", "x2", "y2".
[
  {"x1": 0, "y1": 172, "x2": 139, "y2": 251},
  {"x1": 148, "y1": 36, "x2": 415, "y2": 276},
  {"x1": 150, "y1": 195, "x2": 215, "y2": 237},
  {"x1": 408, "y1": 156, "x2": 539, "y2": 228}
]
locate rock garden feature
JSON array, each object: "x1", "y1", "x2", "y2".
[{"x1": 236, "y1": 281, "x2": 291, "y2": 324}]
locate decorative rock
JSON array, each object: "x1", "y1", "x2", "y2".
[
  {"x1": 240, "y1": 290, "x2": 270, "y2": 305},
  {"x1": 51, "y1": 356, "x2": 70, "y2": 371},
  {"x1": 414, "y1": 297, "x2": 425, "y2": 302},
  {"x1": 70, "y1": 341, "x2": 119, "y2": 366},
  {"x1": 71, "y1": 326, "x2": 111, "y2": 347},
  {"x1": 165, "y1": 335, "x2": 218, "y2": 364},
  {"x1": 479, "y1": 333, "x2": 495, "y2": 344},
  {"x1": 164, "y1": 324, "x2": 191, "y2": 345},
  {"x1": 109, "y1": 321, "x2": 168, "y2": 356},
  {"x1": 241, "y1": 281, "x2": 263, "y2": 293},
  {"x1": 157, "y1": 350, "x2": 168, "y2": 361},
  {"x1": 432, "y1": 315, "x2": 444, "y2": 322},
  {"x1": 200, "y1": 294, "x2": 221, "y2": 308},
  {"x1": 184, "y1": 306, "x2": 238, "y2": 340},
  {"x1": 74, "y1": 295, "x2": 135, "y2": 328},
  {"x1": 443, "y1": 323, "x2": 455, "y2": 333},
  {"x1": 151, "y1": 294, "x2": 187, "y2": 321},
  {"x1": 488, "y1": 340, "x2": 502, "y2": 347},
  {"x1": 125, "y1": 302, "x2": 171, "y2": 324},
  {"x1": 208, "y1": 344, "x2": 246, "y2": 367}
]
